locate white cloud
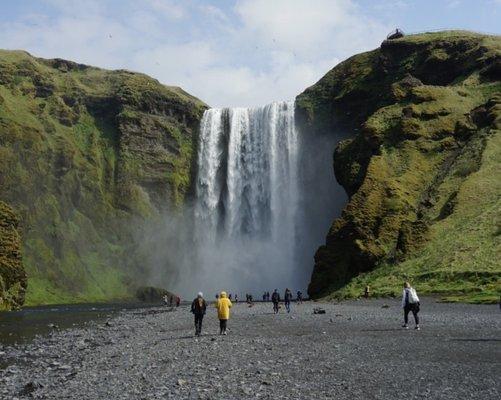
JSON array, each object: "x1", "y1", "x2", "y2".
[{"x1": 0, "y1": 0, "x2": 390, "y2": 107}]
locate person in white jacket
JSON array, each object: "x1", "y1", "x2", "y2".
[{"x1": 401, "y1": 282, "x2": 420, "y2": 330}]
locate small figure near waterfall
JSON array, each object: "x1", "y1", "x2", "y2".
[
  {"x1": 272, "y1": 289, "x2": 280, "y2": 314},
  {"x1": 191, "y1": 292, "x2": 207, "y2": 336},
  {"x1": 402, "y1": 282, "x2": 420, "y2": 330},
  {"x1": 296, "y1": 291, "x2": 303, "y2": 304},
  {"x1": 284, "y1": 288, "x2": 293, "y2": 313},
  {"x1": 215, "y1": 291, "x2": 232, "y2": 335},
  {"x1": 234, "y1": 294, "x2": 238, "y2": 303}
]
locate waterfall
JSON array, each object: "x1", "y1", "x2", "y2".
[
  {"x1": 193, "y1": 101, "x2": 301, "y2": 294},
  {"x1": 148, "y1": 99, "x2": 344, "y2": 298},
  {"x1": 195, "y1": 101, "x2": 298, "y2": 240}
]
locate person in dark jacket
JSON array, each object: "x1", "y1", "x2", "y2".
[
  {"x1": 284, "y1": 288, "x2": 292, "y2": 313},
  {"x1": 271, "y1": 289, "x2": 280, "y2": 314},
  {"x1": 191, "y1": 292, "x2": 207, "y2": 336},
  {"x1": 296, "y1": 291, "x2": 303, "y2": 304}
]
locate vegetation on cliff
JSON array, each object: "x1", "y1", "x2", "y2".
[
  {"x1": 297, "y1": 31, "x2": 500, "y2": 302},
  {"x1": 0, "y1": 201, "x2": 27, "y2": 310},
  {"x1": 0, "y1": 50, "x2": 207, "y2": 305}
]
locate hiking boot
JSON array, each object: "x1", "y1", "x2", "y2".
[
  {"x1": 402, "y1": 324, "x2": 409, "y2": 329},
  {"x1": 415, "y1": 325, "x2": 420, "y2": 330},
  {"x1": 223, "y1": 331, "x2": 227, "y2": 335}
]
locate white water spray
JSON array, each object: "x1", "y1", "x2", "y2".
[
  {"x1": 146, "y1": 100, "x2": 346, "y2": 298},
  {"x1": 192, "y1": 101, "x2": 300, "y2": 295}
]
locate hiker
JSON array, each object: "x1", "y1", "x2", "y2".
[
  {"x1": 364, "y1": 285, "x2": 371, "y2": 299},
  {"x1": 266, "y1": 291, "x2": 270, "y2": 301},
  {"x1": 229, "y1": 293, "x2": 232, "y2": 301},
  {"x1": 263, "y1": 292, "x2": 266, "y2": 301},
  {"x1": 169, "y1": 295, "x2": 174, "y2": 306},
  {"x1": 284, "y1": 288, "x2": 292, "y2": 313},
  {"x1": 402, "y1": 282, "x2": 420, "y2": 330},
  {"x1": 271, "y1": 289, "x2": 280, "y2": 314},
  {"x1": 235, "y1": 294, "x2": 238, "y2": 303},
  {"x1": 176, "y1": 296, "x2": 181, "y2": 307},
  {"x1": 215, "y1": 291, "x2": 232, "y2": 335},
  {"x1": 296, "y1": 291, "x2": 302, "y2": 304},
  {"x1": 162, "y1": 295, "x2": 169, "y2": 306},
  {"x1": 191, "y1": 292, "x2": 207, "y2": 336}
]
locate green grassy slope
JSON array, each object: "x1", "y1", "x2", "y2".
[
  {"x1": 296, "y1": 31, "x2": 501, "y2": 303},
  {"x1": 0, "y1": 50, "x2": 207, "y2": 307}
]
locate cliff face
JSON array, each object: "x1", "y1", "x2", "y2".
[
  {"x1": 296, "y1": 31, "x2": 500, "y2": 302},
  {"x1": 0, "y1": 201, "x2": 27, "y2": 310},
  {"x1": 0, "y1": 50, "x2": 207, "y2": 305}
]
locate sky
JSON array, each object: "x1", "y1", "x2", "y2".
[{"x1": 0, "y1": 0, "x2": 500, "y2": 107}]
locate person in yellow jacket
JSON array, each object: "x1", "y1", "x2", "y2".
[{"x1": 215, "y1": 291, "x2": 232, "y2": 335}]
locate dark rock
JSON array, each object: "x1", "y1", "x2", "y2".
[{"x1": 18, "y1": 381, "x2": 43, "y2": 396}]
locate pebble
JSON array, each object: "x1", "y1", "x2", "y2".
[{"x1": 0, "y1": 300, "x2": 499, "y2": 400}]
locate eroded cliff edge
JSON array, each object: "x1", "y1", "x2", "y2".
[
  {"x1": 296, "y1": 31, "x2": 500, "y2": 302},
  {"x1": 0, "y1": 50, "x2": 207, "y2": 305}
]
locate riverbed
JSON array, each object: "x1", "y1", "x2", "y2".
[{"x1": 1, "y1": 299, "x2": 500, "y2": 399}]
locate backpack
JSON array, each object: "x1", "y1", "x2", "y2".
[{"x1": 408, "y1": 288, "x2": 419, "y2": 304}]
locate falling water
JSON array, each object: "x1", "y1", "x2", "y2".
[
  {"x1": 148, "y1": 100, "x2": 345, "y2": 298},
  {"x1": 195, "y1": 101, "x2": 298, "y2": 243},
  {"x1": 192, "y1": 101, "x2": 301, "y2": 295}
]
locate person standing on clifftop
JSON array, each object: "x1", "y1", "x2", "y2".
[
  {"x1": 191, "y1": 292, "x2": 207, "y2": 336},
  {"x1": 215, "y1": 291, "x2": 232, "y2": 335},
  {"x1": 272, "y1": 289, "x2": 280, "y2": 314},
  {"x1": 402, "y1": 282, "x2": 420, "y2": 330}
]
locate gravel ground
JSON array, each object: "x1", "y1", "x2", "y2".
[{"x1": 1, "y1": 298, "x2": 500, "y2": 399}]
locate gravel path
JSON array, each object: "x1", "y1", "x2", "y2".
[{"x1": 1, "y1": 298, "x2": 500, "y2": 399}]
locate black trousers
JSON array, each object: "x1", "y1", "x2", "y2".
[
  {"x1": 219, "y1": 319, "x2": 227, "y2": 332},
  {"x1": 273, "y1": 301, "x2": 279, "y2": 313},
  {"x1": 194, "y1": 314, "x2": 204, "y2": 334},
  {"x1": 404, "y1": 304, "x2": 420, "y2": 325}
]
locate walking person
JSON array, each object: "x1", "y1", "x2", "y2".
[
  {"x1": 271, "y1": 289, "x2": 280, "y2": 314},
  {"x1": 296, "y1": 291, "x2": 303, "y2": 304},
  {"x1": 284, "y1": 288, "x2": 292, "y2": 313},
  {"x1": 215, "y1": 291, "x2": 232, "y2": 335},
  {"x1": 191, "y1": 292, "x2": 207, "y2": 336},
  {"x1": 402, "y1": 282, "x2": 420, "y2": 330}
]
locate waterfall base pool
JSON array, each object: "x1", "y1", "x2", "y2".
[{"x1": 0, "y1": 302, "x2": 157, "y2": 347}]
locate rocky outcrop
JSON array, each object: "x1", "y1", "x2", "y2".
[
  {"x1": 297, "y1": 31, "x2": 501, "y2": 300},
  {"x1": 0, "y1": 201, "x2": 27, "y2": 310},
  {"x1": 0, "y1": 50, "x2": 207, "y2": 304}
]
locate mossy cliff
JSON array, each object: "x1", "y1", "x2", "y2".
[
  {"x1": 296, "y1": 31, "x2": 500, "y2": 302},
  {"x1": 0, "y1": 201, "x2": 27, "y2": 309},
  {"x1": 0, "y1": 50, "x2": 206, "y2": 306}
]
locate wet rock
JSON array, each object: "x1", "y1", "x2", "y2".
[{"x1": 18, "y1": 381, "x2": 43, "y2": 396}]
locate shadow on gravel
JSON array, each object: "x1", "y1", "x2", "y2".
[
  {"x1": 360, "y1": 329, "x2": 403, "y2": 332},
  {"x1": 450, "y1": 338, "x2": 501, "y2": 342}
]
